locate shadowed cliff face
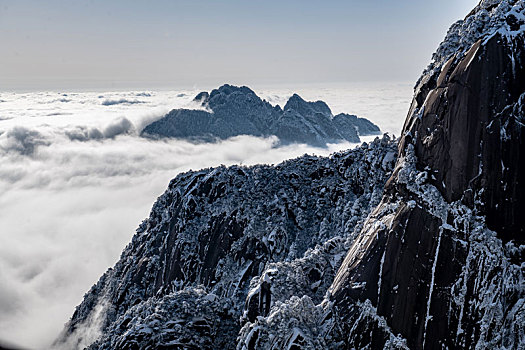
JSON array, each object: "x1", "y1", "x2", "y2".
[
  {"x1": 329, "y1": 2, "x2": 525, "y2": 348},
  {"x1": 402, "y1": 33, "x2": 525, "y2": 242}
]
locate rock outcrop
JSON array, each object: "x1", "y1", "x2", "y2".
[
  {"x1": 55, "y1": 137, "x2": 397, "y2": 349},
  {"x1": 327, "y1": 1, "x2": 525, "y2": 348},
  {"x1": 141, "y1": 85, "x2": 380, "y2": 146},
  {"x1": 236, "y1": 1, "x2": 525, "y2": 349}
]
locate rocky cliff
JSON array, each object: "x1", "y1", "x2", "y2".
[
  {"x1": 141, "y1": 85, "x2": 380, "y2": 147},
  {"x1": 55, "y1": 136, "x2": 397, "y2": 349},
  {"x1": 227, "y1": 1, "x2": 525, "y2": 348},
  {"x1": 326, "y1": 1, "x2": 525, "y2": 349}
]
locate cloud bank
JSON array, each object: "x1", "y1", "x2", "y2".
[{"x1": 0, "y1": 84, "x2": 411, "y2": 349}]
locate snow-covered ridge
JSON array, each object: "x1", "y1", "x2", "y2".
[
  {"x1": 142, "y1": 84, "x2": 381, "y2": 147},
  {"x1": 417, "y1": 0, "x2": 525, "y2": 92},
  {"x1": 55, "y1": 136, "x2": 397, "y2": 349}
]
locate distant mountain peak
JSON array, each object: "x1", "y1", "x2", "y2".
[
  {"x1": 283, "y1": 93, "x2": 332, "y2": 117},
  {"x1": 142, "y1": 84, "x2": 380, "y2": 146},
  {"x1": 193, "y1": 84, "x2": 258, "y2": 106},
  {"x1": 193, "y1": 91, "x2": 209, "y2": 106},
  {"x1": 210, "y1": 83, "x2": 256, "y2": 96}
]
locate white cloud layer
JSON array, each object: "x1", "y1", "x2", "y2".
[{"x1": 0, "y1": 83, "x2": 411, "y2": 349}]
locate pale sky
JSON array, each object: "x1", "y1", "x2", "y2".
[{"x1": 0, "y1": 0, "x2": 480, "y2": 91}]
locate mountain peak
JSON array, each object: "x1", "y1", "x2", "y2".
[
  {"x1": 193, "y1": 84, "x2": 258, "y2": 107},
  {"x1": 283, "y1": 93, "x2": 332, "y2": 117},
  {"x1": 193, "y1": 91, "x2": 210, "y2": 106},
  {"x1": 209, "y1": 84, "x2": 256, "y2": 98},
  {"x1": 418, "y1": 0, "x2": 525, "y2": 96},
  {"x1": 143, "y1": 84, "x2": 379, "y2": 145}
]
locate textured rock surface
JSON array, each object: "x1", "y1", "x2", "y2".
[
  {"x1": 236, "y1": 1, "x2": 525, "y2": 349},
  {"x1": 141, "y1": 85, "x2": 380, "y2": 146},
  {"x1": 328, "y1": 1, "x2": 525, "y2": 349},
  {"x1": 55, "y1": 136, "x2": 397, "y2": 349}
]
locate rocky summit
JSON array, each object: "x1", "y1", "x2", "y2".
[
  {"x1": 141, "y1": 85, "x2": 380, "y2": 147},
  {"x1": 57, "y1": 0, "x2": 524, "y2": 349}
]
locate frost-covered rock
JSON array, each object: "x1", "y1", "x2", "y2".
[
  {"x1": 141, "y1": 84, "x2": 380, "y2": 146},
  {"x1": 236, "y1": 1, "x2": 525, "y2": 349},
  {"x1": 88, "y1": 288, "x2": 239, "y2": 350},
  {"x1": 327, "y1": 1, "x2": 525, "y2": 348},
  {"x1": 55, "y1": 136, "x2": 397, "y2": 349}
]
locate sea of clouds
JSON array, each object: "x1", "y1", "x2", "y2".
[{"x1": 0, "y1": 83, "x2": 412, "y2": 349}]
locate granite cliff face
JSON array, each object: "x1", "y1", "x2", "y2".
[
  {"x1": 141, "y1": 85, "x2": 380, "y2": 147},
  {"x1": 57, "y1": 1, "x2": 525, "y2": 349},
  {"x1": 239, "y1": 1, "x2": 525, "y2": 347},
  {"x1": 328, "y1": 0, "x2": 525, "y2": 348}
]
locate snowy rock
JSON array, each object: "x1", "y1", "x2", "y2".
[
  {"x1": 141, "y1": 84, "x2": 380, "y2": 146},
  {"x1": 55, "y1": 136, "x2": 397, "y2": 349},
  {"x1": 328, "y1": 1, "x2": 525, "y2": 348}
]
